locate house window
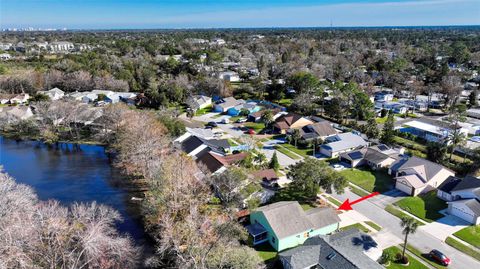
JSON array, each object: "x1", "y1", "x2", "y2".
[{"x1": 271, "y1": 237, "x2": 276, "y2": 244}]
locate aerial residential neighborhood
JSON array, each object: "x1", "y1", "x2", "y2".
[{"x1": 1, "y1": 1, "x2": 480, "y2": 269}]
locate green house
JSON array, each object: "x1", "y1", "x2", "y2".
[{"x1": 246, "y1": 201, "x2": 340, "y2": 252}]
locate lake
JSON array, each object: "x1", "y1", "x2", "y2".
[{"x1": 0, "y1": 136, "x2": 153, "y2": 261}]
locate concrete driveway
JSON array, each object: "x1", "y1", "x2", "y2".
[
  {"x1": 260, "y1": 139, "x2": 300, "y2": 167},
  {"x1": 420, "y1": 214, "x2": 470, "y2": 241}
]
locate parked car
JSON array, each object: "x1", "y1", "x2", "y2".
[
  {"x1": 206, "y1": 121, "x2": 218, "y2": 127},
  {"x1": 220, "y1": 118, "x2": 229, "y2": 124},
  {"x1": 236, "y1": 118, "x2": 247, "y2": 123},
  {"x1": 429, "y1": 249, "x2": 451, "y2": 266},
  {"x1": 247, "y1": 129, "x2": 256, "y2": 135},
  {"x1": 331, "y1": 164, "x2": 345, "y2": 171}
]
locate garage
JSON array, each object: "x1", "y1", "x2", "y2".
[
  {"x1": 396, "y1": 179, "x2": 413, "y2": 196},
  {"x1": 448, "y1": 201, "x2": 480, "y2": 224}
]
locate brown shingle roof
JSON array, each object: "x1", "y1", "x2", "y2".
[{"x1": 252, "y1": 169, "x2": 279, "y2": 181}]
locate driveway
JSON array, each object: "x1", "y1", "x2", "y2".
[
  {"x1": 260, "y1": 139, "x2": 300, "y2": 167},
  {"x1": 331, "y1": 189, "x2": 479, "y2": 269},
  {"x1": 420, "y1": 214, "x2": 470, "y2": 241}
]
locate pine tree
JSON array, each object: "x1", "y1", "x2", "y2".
[
  {"x1": 269, "y1": 152, "x2": 280, "y2": 171},
  {"x1": 381, "y1": 111, "x2": 395, "y2": 145}
]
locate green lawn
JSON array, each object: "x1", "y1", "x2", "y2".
[
  {"x1": 339, "y1": 168, "x2": 393, "y2": 193},
  {"x1": 453, "y1": 225, "x2": 480, "y2": 249},
  {"x1": 384, "y1": 205, "x2": 425, "y2": 226},
  {"x1": 365, "y1": 221, "x2": 382, "y2": 231},
  {"x1": 326, "y1": 196, "x2": 342, "y2": 207},
  {"x1": 274, "y1": 145, "x2": 301, "y2": 160},
  {"x1": 271, "y1": 185, "x2": 312, "y2": 204},
  {"x1": 282, "y1": 143, "x2": 313, "y2": 158},
  {"x1": 383, "y1": 246, "x2": 429, "y2": 269},
  {"x1": 394, "y1": 191, "x2": 447, "y2": 223},
  {"x1": 376, "y1": 117, "x2": 388, "y2": 124},
  {"x1": 445, "y1": 237, "x2": 480, "y2": 261},
  {"x1": 244, "y1": 122, "x2": 265, "y2": 132},
  {"x1": 278, "y1": 98, "x2": 293, "y2": 106},
  {"x1": 194, "y1": 105, "x2": 213, "y2": 116},
  {"x1": 405, "y1": 244, "x2": 448, "y2": 269},
  {"x1": 340, "y1": 223, "x2": 370, "y2": 233},
  {"x1": 254, "y1": 243, "x2": 277, "y2": 262},
  {"x1": 349, "y1": 184, "x2": 370, "y2": 197},
  {"x1": 300, "y1": 203, "x2": 315, "y2": 211}
]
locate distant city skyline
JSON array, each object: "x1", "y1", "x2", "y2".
[{"x1": 1, "y1": 0, "x2": 479, "y2": 29}]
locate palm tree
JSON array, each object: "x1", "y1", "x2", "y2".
[
  {"x1": 447, "y1": 130, "x2": 466, "y2": 161},
  {"x1": 292, "y1": 129, "x2": 301, "y2": 148},
  {"x1": 400, "y1": 217, "x2": 419, "y2": 263},
  {"x1": 261, "y1": 110, "x2": 274, "y2": 134}
]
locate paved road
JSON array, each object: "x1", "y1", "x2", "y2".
[{"x1": 331, "y1": 189, "x2": 480, "y2": 269}]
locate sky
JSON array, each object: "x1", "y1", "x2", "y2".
[{"x1": 1, "y1": 0, "x2": 479, "y2": 29}]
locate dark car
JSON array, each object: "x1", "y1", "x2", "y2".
[
  {"x1": 206, "y1": 121, "x2": 218, "y2": 127},
  {"x1": 429, "y1": 249, "x2": 451, "y2": 266}
]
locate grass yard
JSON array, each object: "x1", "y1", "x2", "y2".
[
  {"x1": 383, "y1": 246, "x2": 429, "y2": 269},
  {"x1": 271, "y1": 185, "x2": 312, "y2": 204},
  {"x1": 339, "y1": 168, "x2": 393, "y2": 193},
  {"x1": 349, "y1": 184, "x2": 370, "y2": 197},
  {"x1": 278, "y1": 98, "x2": 293, "y2": 106},
  {"x1": 394, "y1": 191, "x2": 447, "y2": 223},
  {"x1": 375, "y1": 117, "x2": 388, "y2": 124},
  {"x1": 445, "y1": 237, "x2": 480, "y2": 261},
  {"x1": 340, "y1": 223, "x2": 370, "y2": 233},
  {"x1": 300, "y1": 203, "x2": 315, "y2": 211},
  {"x1": 282, "y1": 143, "x2": 313, "y2": 158},
  {"x1": 244, "y1": 122, "x2": 265, "y2": 132},
  {"x1": 404, "y1": 244, "x2": 448, "y2": 269},
  {"x1": 194, "y1": 105, "x2": 213, "y2": 116},
  {"x1": 365, "y1": 221, "x2": 382, "y2": 231},
  {"x1": 385, "y1": 205, "x2": 425, "y2": 226},
  {"x1": 326, "y1": 196, "x2": 342, "y2": 207},
  {"x1": 274, "y1": 145, "x2": 301, "y2": 160},
  {"x1": 254, "y1": 243, "x2": 277, "y2": 262},
  {"x1": 453, "y1": 225, "x2": 480, "y2": 249}
]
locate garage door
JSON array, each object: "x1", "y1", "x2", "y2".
[
  {"x1": 451, "y1": 206, "x2": 475, "y2": 224},
  {"x1": 396, "y1": 180, "x2": 413, "y2": 195}
]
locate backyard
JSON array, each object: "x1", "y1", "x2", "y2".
[
  {"x1": 253, "y1": 242, "x2": 277, "y2": 262},
  {"x1": 383, "y1": 246, "x2": 429, "y2": 269},
  {"x1": 339, "y1": 168, "x2": 394, "y2": 193},
  {"x1": 394, "y1": 191, "x2": 447, "y2": 223},
  {"x1": 453, "y1": 225, "x2": 480, "y2": 249}
]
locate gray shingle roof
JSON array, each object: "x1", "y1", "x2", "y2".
[
  {"x1": 279, "y1": 229, "x2": 383, "y2": 269},
  {"x1": 391, "y1": 156, "x2": 452, "y2": 181},
  {"x1": 254, "y1": 202, "x2": 339, "y2": 239},
  {"x1": 464, "y1": 199, "x2": 480, "y2": 215},
  {"x1": 322, "y1": 133, "x2": 368, "y2": 153},
  {"x1": 451, "y1": 176, "x2": 480, "y2": 192}
]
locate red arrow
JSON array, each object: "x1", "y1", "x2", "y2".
[{"x1": 337, "y1": 192, "x2": 380, "y2": 211}]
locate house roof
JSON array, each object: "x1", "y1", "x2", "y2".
[
  {"x1": 300, "y1": 122, "x2": 337, "y2": 140},
  {"x1": 305, "y1": 207, "x2": 341, "y2": 230},
  {"x1": 339, "y1": 147, "x2": 392, "y2": 165},
  {"x1": 254, "y1": 201, "x2": 340, "y2": 239},
  {"x1": 321, "y1": 133, "x2": 368, "y2": 153},
  {"x1": 200, "y1": 138, "x2": 230, "y2": 152},
  {"x1": 279, "y1": 229, "x2": 383, "y2": 269},
  {"x1": 450, "y1": 199, "x2": 480, "y2": 216},
  {"x1": 180, "y1": 136, "x2": 205, "y2": 154},
  {"x1": 438, "y1": 176, "x2": 461, "y2": 193},
  {"x1": 391, "y1": 156, "x2": 453, "y2": 182},
  {"x1": 274, "y1": 113, "x2": 311, "y2": 130},
  {"x1": 196, "y1": 151, "x2": 225, "y2": 174},
  {"x1": 216, "y1": 97, "x2": 245, "y2": 109},
  {"x1": 397, "y1": 174, "x2": 426, "y2": 189},
  {"x1": 451, "y1": 176, "x2": 480, "y2": 192},
  {"x1": 252, "y1": 169, "x2": 278, "y2": 181}
]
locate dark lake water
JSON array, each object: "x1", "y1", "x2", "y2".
[{"x1": 0, "y1": 136, "x2": 153, "y2": 259}]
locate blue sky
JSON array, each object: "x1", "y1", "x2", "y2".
[{"x1": 1, "y1": 0, "x2": 479, "y2": 29}]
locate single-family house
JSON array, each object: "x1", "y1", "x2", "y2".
[
  {"x1": 186, "y1": 95, "x2": 212, "y2": 111},
  {"x1": 279, "y1": 229, "x2": 383, "y2": 269},
  {"x1": 253, "y1": 169, "x2": 280, "y2": 188},
  {"x1": 375, "y1": 101, "x2": 409, "y2": 114},
  {"x1": 273, "y1": 113, "x2": 314, "y2": 134},
  {"x1": 9, "y1": 93, "x2": 30, "y2": 104},
  {"x1": 175, "y1": 132, "x2": 231, "y2": 157},
  {"x1": 437, "y1": 176, "x2": 480, "y2": 224},
  {"x1": 397, "y1": 117, "x2": 469, "y2": 143},
  {"x1": 374, "y1": 91, "x2": 394, "y2": 102},
  {"x1": 319, "y1": 132, "x2": 369, "y2": 158},
  {"x1": 339, "y1": 144, "x2": 403, "y2": 170},
  {"x1": 226, "y1": 102, "x2": 260, "y2": 116},
  {"x1": 213, "y1": 97, "x2": 245, "y2": 113},
  {"x1": 38, "y1": 87, "x2": 64, "y2": 101},
  {"x1": 0, "y1": 106, "x2": 34, "y2": 121},
  {"x1": 248, "y1": 109, "x2": 283, "y2": 122},
  {"x1": 218, "y1": 71, "x2": 240, "y2": 82},
  {"x1": 299, "y1": 121, "x2": 337, "y2": 141},
  {"x1": 246, "y1": 201, "x2": 340, "y2": 252},
  {"x1": 467, "y1": 108, "x2": 480, "y2": 119},
  {"x1": 389, "y1": 156, "x2": 455, "y2": 196}
]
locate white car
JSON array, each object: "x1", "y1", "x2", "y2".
[
  {"x1": 236, "y1": 118, "x2": 247, "y2": 123},
  {"x1": 470, "y1": 136, "x2": 480, "y2": 143}
]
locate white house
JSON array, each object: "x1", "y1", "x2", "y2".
[
  {"x1": 397, "y1": 117, "x2": 469, "y2": 143},
  {"x1": 211, "y1": 38, "x2": 226, "y2": 46},
  {"x1": 0, "y1": 53, "x2": 11, "y2": 60},
  {"x1": 389, "y1": 156, "x2": 455, "y2": 196},
  {"x1": 48, "y1": 41, "x2": 74, "y2": 52},
  {"x1": 186, "y1": 95, "x2": 212, "y2": 111},
  {"x1": 213, "y1": 97, "x2": 245, "y2": 113},
  {"x1": 38, "y1": 87, "x2": 65, "y2": 100},
  {"x1": 319, "y1": 132, "x2": 369, "y2": 158},
  {"x1": 218, "y1": 71, "x2": 240, "y2": 82},
  {"x1": 9, "y1": 93, "x2": 30, "y2": 104},
  {"x1": 437, "y1": 176, "x2": 480, "y2": 224}
]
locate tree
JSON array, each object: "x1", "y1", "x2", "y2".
[
  {"x1": 291, "y1": 129, "x2": 301, "y2": 148},
  {"x1": 446, "y1": 104, "x2": 467, "y2": 161},
  {"x1": 287, "y1": 71, "x2": 320, "y2": 94},
  {"x1": 210, "y1": 167, "x2": 248, "y2": 207},
  {"x1": 254, "y1": 153, "x2": 267, "y2": 167},
  {"x1": 351, "y1": 90, "x2": 374, "y2": 121},
  {"x1": 269, "y1": 152, "x2": 280, "y2": 171},
  {"x1": 400, "y1": 217, "x2": 419, "y2": 264},
  {"x1": 426, "y1": 142, "x2": 447, "y2": 163},
  {"x1": 287, "y1": 158, "x2": 347, "y2": 199},
  {"x1": 363, "y1": 118, "x2": 380, "y2": 139},
  {"x1": 381, "y1": 112, "x2": 395, "y2": 145},
  {"x1": 261, "y1": 110, "x2": 274, "y2": 133},
  {"x1": 468, "y1": 90, "x2": 478, "y2": 108}
]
